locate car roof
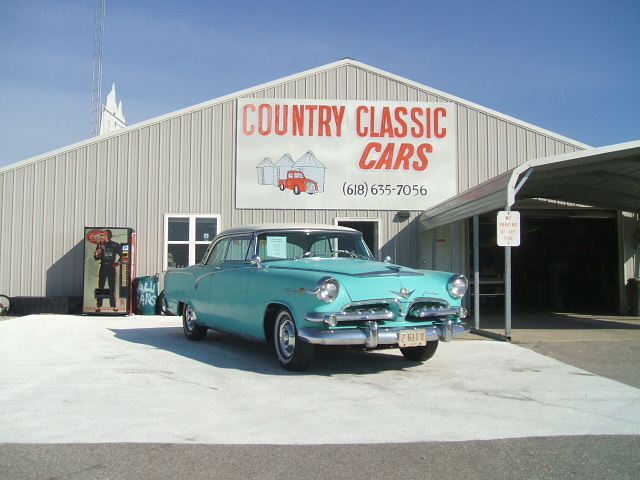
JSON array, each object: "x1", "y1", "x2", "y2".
[{"x1": 218, "y1": 223, "x2": 359, "y2": 237}]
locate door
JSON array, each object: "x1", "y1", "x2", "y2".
[{"x1": 206, "y1": 234, "x2": 254, "y2": 332}]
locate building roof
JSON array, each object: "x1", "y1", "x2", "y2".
[
  {"x1": 418, "y1": 140, "x2": 640, "y2": 231},
  {"x1": 1, "y1": 58, "x2": 590, "y2": 174}
]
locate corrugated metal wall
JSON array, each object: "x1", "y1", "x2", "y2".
[{"x1": 0, "y1": 60, "x2": 586, "y2": 297}]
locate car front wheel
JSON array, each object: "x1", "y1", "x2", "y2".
[
  {"x1": 183, "y1": 303, "x2": 207, "y2": 341},
  {"x1": 274, "y1": 309, "x2": 314, "y2": 371},
  {"x1": 400, "y1": 340, "x2": 439, "y2": 361}
]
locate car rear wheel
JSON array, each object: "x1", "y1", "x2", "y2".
[
  {"x1": 293, "y1": 185, "x2": 301, "y2": 195},
  {"x1": 0, "y1": 294, "x2": 10, "y2": 316},
  {"x1": 274, "y1": 309, "x2": 314, "y2": 371},
  {"x1": 183, "y1": 303, "x2": 207, "y2": 341},
  {"x1": 157, "y1": 290, "x2": 172, "y2": 315},
  {"x1": 400, "y1": 340, "x2": 439, "y2": 361}
]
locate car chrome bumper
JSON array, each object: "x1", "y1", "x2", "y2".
[{"x1": 298, "y1": 321, "x2": 469, "y2": 348}]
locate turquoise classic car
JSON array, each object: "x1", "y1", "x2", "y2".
[{"x1": 163, "y1": 224, "x2": 469, "y2": 370}]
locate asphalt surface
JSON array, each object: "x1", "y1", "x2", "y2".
[
  {"x1": 1, "y1": 312, "x2": 639, "y2": 479},
  {"x1": 474, "y1": 311, "x2": 640, "y2": 388}
]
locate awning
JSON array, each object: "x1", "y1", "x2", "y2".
[
  {"x1": 417, "y1": 140, "x2": 640, "y2": 341},
  {"x1": 419, "y1": 140, "x2": 640, "y2": 232}
]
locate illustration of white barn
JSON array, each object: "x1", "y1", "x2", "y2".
[
  {"x1": 292, "y1": 151, "x2": 326, "y2": 193},
  {"x1": 273, "y1": 154, "x2": 294, "y2": 185},
  {"x1": 256, "y1": 157, "x2": 275, "y2": 185},
  {"x1": 255, "y1": 151, "x2": 326, "y2": 193}
]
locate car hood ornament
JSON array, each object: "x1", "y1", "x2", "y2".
[{"x1": 391, "y1": 287, "x2": 415, "y2": 299}]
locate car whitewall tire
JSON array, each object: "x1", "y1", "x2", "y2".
[
  {"x1": 183, "y1": 303, "x2": 207, "y2": 341},
  {"x1": 274, "y1": 309, "x2": 314, "y2": 371}
]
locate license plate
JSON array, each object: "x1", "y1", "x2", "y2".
[{"x1": 398, "y1": 329, "x2": 427, "y2": 348}]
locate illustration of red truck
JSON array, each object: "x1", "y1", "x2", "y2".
[{"x1": 278, "y1": 170, "x2": 319, "y2": 195}]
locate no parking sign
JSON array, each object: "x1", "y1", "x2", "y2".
[{"x1": 497, "y1": 211, "x2": 521, "y2": 247}]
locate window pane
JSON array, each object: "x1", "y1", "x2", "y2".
[
  {"x1": 195, "y1": 244, "x2": 209, "y2": 264},
  {"x1": 167, "y1": 244, "x2": 189, "y2": 268},
  {"x1": 196, "y1": 218, "x2": 217, "y2": 242},
  {"x1": 168, "y1": 218, "x2": 189, "y2": 241}
]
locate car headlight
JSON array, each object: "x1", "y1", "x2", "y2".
[
  {"x1": 448, "y1": 274, "x2": 468, "y2": 298},
  {"x1": 315, "y1": 276, "x2": 339, "y2": 302}
]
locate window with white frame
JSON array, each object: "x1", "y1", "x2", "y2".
[{"x1": 164, "y1": 215, "x2": 220, "y2": 269}]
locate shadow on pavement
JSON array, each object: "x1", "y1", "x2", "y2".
[{"x1": 109, "y1": 325, "x2": 423, "y2": 376}]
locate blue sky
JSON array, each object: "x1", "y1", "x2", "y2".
[{"x1": 1, "y1": 0, "x2": 638, "y2": 168}]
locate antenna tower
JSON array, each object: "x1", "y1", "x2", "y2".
[{"x1": 90, "y1": 0, "x2": 106, "y2": 136}]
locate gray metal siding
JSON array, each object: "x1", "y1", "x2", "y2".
[{"x1": 0, "y1": 60, "x2": 586, "y2": 298}]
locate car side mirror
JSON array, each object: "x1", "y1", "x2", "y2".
[
  {"x1": 384, "y1": 256, "x2": 392, "y2": 264},
  {"x1": 251, "y1": 255, "x2": 263, "y2": 268}
]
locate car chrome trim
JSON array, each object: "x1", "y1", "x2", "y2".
[
  {"x1": 195, "y1": 270, "x2": 219, "y2": 285},
  {"x1": 364, "y1": 321, "x2": 378, "y2": 348},
  {"x1": 298, "y1": 322, "x2": 469, "y2": 347},
  {"x1": 410, "y1": 306, "x2": 463, "y2": 317},
  {"x1": 343, "y1": 298, "x2": 404, "y2": 310},
  {"x1": 305, "y1": 309, "x2": 395, "y2": 323},
  {"x1": 356, "y1": 270, "x2": 423, "y2": 277},
  {"x1": 308, "y1": 276, "x2": 339, "y2": 301},
  {"x1": 407, "y1": 296, "x2": 450, "y2": 307},
  {"x1": 389, "y1": 287, "x2": 415, "y2": 299},
  {"x1": 165, "y1": 269, "x2": 219, "y2": 286}
]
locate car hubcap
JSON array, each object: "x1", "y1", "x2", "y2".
[
  {"x1": 278, "y1": 317, "x2": 296, "y2": 359},
  {"x1": 185, "y1": 307, "x2": 196, "y2": 331}
]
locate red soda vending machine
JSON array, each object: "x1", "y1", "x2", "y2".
[{"x1": 82, "y1": 227, "x2": 136, "y2": 315}]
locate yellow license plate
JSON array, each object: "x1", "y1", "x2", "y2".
[{"x1": 398, "y1": 329, "x2": 427, "y2": 348}]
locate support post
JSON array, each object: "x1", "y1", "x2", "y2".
[
  {"x1": 504, "y1": 205, "x2": 513, "y2": 340},
  {"x1": 505, "y1": 245, "x2": 512, "y2": 340},
  {"x1": 473, "y1": 215, "x2": 480, "y2": 330}
]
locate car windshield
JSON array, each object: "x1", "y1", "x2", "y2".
[{"x1": 256, "y1": 231, "x2": 375, "y2": 262}]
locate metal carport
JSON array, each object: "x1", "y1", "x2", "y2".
[{"x1": 418, "y1": 140, "x2": 640, "y2": 339}]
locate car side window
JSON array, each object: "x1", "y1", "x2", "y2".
[
  {"x1": 206, "y1": 238, "x2": 229, "y2": 266},
  {"x1": 225, "y1": 235, "x2": 252, "y2": 263}
]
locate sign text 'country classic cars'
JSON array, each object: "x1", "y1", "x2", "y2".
[{"x1": 236, "y1": 99, "x2": 457, "y2": 210}]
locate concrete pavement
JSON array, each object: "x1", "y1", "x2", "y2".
[{"x1": 1, "y1": 314, "x2": 639, "y2": 445}]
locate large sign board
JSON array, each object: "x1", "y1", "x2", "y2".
[{"x1": 236, "y1": 99, "x2": 457, "y2": 210}]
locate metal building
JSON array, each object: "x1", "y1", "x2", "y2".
[{"x1": 0, "y1": 59, "x2": 637, "y2": 315}]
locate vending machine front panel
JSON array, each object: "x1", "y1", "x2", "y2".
[{"x1": 82, "y1": 227, "x2": 135, "y2": 315}]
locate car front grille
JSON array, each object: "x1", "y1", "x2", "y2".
[
  {"x1": 406, "y1": 299, "x2": 457, "y2": 321},
  {"x1": 337, "y1": 298, "x2": 458, "y2": 326}
]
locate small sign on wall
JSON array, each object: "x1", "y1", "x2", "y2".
[{"x1": 497, "y1": 211, "x2": 521, "y2": 247}]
